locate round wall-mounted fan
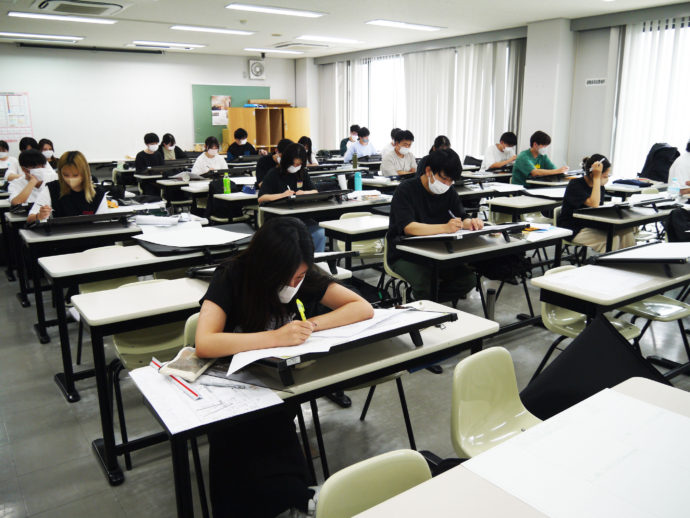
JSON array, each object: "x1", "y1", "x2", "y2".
[{"x1": 249, "y1": 60, "x2": 265, "y2": 80}]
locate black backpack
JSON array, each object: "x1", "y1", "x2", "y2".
[{"x1": 639, "y1": 143, "x2": 680, "y2": 182}]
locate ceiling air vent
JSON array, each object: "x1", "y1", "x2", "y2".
[{"x1": 31, "y1": 0, "x2": 129, "y2": 16}]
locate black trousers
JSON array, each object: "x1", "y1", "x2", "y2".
[{"x1": 208, "y1": 405, "x2": 311, "y2": 518}]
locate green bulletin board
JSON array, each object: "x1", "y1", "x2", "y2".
[{"x1": 192, "y1": 84, "x2": 270, "y2": 144}]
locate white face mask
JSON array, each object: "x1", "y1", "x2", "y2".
[
  {"x1": 428, "y1": 173, "x2": 451, "y2": 195},
  {"x1": 0, "y1": 152, "x2": 8, "y2": 159},
  {"x1": 29, "y1": 168, "x2": 44, "y2": 182},
  {"x1": 42, "y1": 150, "x2": 54, "y2": 159},
  {"x1": 504, "y1": 146, "x2": 514, "y2": 153},
  {"x1": 287, "y1": 165, "x2": 301, "y2": 174},
  {"x1": 148, "y1": 144, "x2": 158, "y2": 152},
  {"x1": 166, "y1": 145, "x2": 175, "y2": 151},
  {"x1": 207, "y1": 148, "x2": 218, "y2": 156},
  {"x1": 350, "y1": 133, "x2": 358, "y2": 140},
  {"x1": 239, "y1": 139, "x2": 247, "y2": 146},
  {"x1": 398, "y1": 146, "x2": 410, "y2": 155},
  {"x1": 278, "y1": 277, "x2": 304, "y2": 304},
  {"x1": 538, "y1": 147, "x2": 548, "y2": 156},
  {"x1": 64, "y1": 176, "x2": 82, "y2": 188}
]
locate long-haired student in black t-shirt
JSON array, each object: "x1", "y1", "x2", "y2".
[
  {"x1": 27, "y1": 151, "x2": 107, "y2": 224},
  {"x1": 196, "y1": 217, "x2": 373, "y2": 518}
]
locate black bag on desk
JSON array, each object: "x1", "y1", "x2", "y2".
[
  {"x1": 470, "y1": 253, "x2": 532, "y2": 283},
  {"x1": 664, "y1": 207, "x2": 690, "y2": 242},
  {"x1": 639, "y1": 143, "x2": 680, "y2": 182},
  {"x1": 205, "y1": 178, "x2": 243, "y2": 220}
]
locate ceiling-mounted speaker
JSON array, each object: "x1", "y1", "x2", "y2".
[{"x1": 248, "y1": 59, "x2": 265, "y2": 80}]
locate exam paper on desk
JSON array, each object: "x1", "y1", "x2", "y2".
[
  {"x1": 226, "y1": 308, "x2": 447, "y2": 375},
  {"x1": 403, "y1": 223, "x2": 519, "y2": 241},
  {"x1": 134, "y1": 226, "x2": 251, "y2": 248}
]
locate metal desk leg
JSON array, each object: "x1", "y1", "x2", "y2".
[
  {"x1": 553, "y1": 241, "x2": 562, "y2": 267},
  {"x1": 29, "y1": 248, "x2": 50, "y2": 343},
  {"x1": 606, "y1": 230, "x2": 614, "y2": 252},
  {"x1": 1, "y1": 215, "x2": 15, "y2": 281},
  {"x1": 345, "y1": 240, "x2": 352, "y2": 270},
  {"x1": 14, "y1": 230, "x2": 30, "y2": 307},
  {"x1": 90, "y1": 328, "x2": 125, "y2": 486},
  {"x1": 171, "y1": 436, "x2": 195, "y2": 518},
  {"x1": 431, "y1": 263, "x2": 439, "y2": 302}
]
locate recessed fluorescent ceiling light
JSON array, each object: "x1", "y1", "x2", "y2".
[
  {"x1": 133, "y1": 40, "x2": 205, "y2": 48},
  {"x1": 0, "y1": 31, "x2": 83, "y2": 41},
  {"x1": 244, "y1": 47, "x2": 303, "y2": 55},
  {"x1": 226, "y1": 3, "x2": 324, "y2": 18},
  {"x1": 366, "y1": 19, "x2": 443, "y2": 31},
  {"x1": 297, "y1": 35, "x2": 360, "y2": 44},
  {"x1": 171, "y1": 25, "x2": 254, "y2": 35},
  {"x1": 7, "y1": 11, "x2": 117, "y2": 24}
]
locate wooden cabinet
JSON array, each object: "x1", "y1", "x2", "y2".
[{"x1": 226, "y1": 107, "x2": 310, "y2": 151}]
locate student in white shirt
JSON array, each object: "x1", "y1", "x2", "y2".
[
  {"x1": 38, "y1": 138, "x2": 59, "y2": 169},
  {"x1": 343, "y1": 127, "x2": 377, "y2": 163},
  {"x1": 9, "y1": 149, "x2": 58, "y2": 206},
  {"x1": 191, "y1": 136, "x2": 227, "y2": 176},
  {"x1": 482, "y1": 132, "x2": 518, "y2": 170},
  {"x1": 0, "y1": 140, "x2": 20, "y2": 181},
  {"x1": 297, "y1": 136, "x2": 319, "y2": 166},
  {"x1": 381, "y1": 129, "x2": 417, "y2": 177},
  {"x1": 380, "y1": 128, "x2": 401, "y2": 158},
  {"x1": 671, "y1": 140, "x2": 690, "y2": 196}
]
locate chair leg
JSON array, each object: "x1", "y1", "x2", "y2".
[
  {"x1": 110, "y1": 360, "x2": 132, "y2": 470},
  {"x1": 190, "y1": 436, "x2": 210, "y2": 518},
  {"x1": 679, "y1": 320, "x2": 690, "y2": 360},
  {"x1": 632, "y1": 320, "x2": 653, "y2": 353},
  {"x1": 495, "y1": 281, "x2": 505, "y2": 302},
  {"x1": 359, "y1": 386, "x2": 376, "y2": 421},
  {"x1": 521, "y1": 277, "x2": 535, "y2": 317},
  {"x1": 296, "y1": 406, "x2": 317, "y2": 486},
  {"x1": 76, "y1": 320, "x2": 83, "y2": 365},
  {"x1": 476, "y1": 276, "x2": 488, "y2": 318},
  {"x1": 530, "y1": 335, "x2": 567, "y2": 382},
  {"x1": 395, "y1": 377, "x2": 416, "y2": 450},
  {"x1": 309, "y1": 399, "x2": 329, "y2": 479}
]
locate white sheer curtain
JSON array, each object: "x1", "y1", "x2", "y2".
[
  {"x1": 367, "y1": 55, "x2": 406, "y2": 151},
  {"x1": 350, "y1": 58, "x2": 370, "y2": 131},
  {"x1": 614, "y1": 18, "x2": 690, "y2": 177}
]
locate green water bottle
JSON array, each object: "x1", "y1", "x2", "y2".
[
  {"x1": 223, "y1": 172, "x2": 231, "y2": 194},
  {"x1": 352, "y1": 151, "x2": 358, "y2": 169}
]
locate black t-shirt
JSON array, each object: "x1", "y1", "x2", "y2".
[
  {"x1": 415, "y1": 154, "x2": 430, "y2": 178},
  {"x1": 201, "y1": 260, "x2": 330, "y2": 333},
  {"x1": 227, "y1": 142, "x2": 257, "y2": 161},
  {"x1": 46, "y1": 180, "x2": 107, "y2": 217},
  {"x1": 387, "y1": 178, "x2": 468, "y2": 262},
  {"x1": 135, "y1": 150, "x2": 164, "y2": 173},
  {"x1": 259, "y1": 168, "x2": 315, "y2": 197},
  {"x1": 256, "y1": 154, "x2": 278, "y2": 185},
  {"x1": 558, "y1": 177, "x2": 605, "y2": 234}
]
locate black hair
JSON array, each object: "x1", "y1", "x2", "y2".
[
  {"x1": 205, "y1": 136, "x2": 220, "y2": 149},
  {"x1": 234, "y1": 217, "x2": 330, "y2": 332},
  {"x1": 144, "y1": 132, "x2": 159, "y2": 145},
  {"x1": 19, "y1": 137, "x2": 39, "y2": 151},
  {"x1": 161, "y1": 133, "x2": 176, "y2": 146},
  {"x1": 530, "y1": 131, "x2": 551, "y2": 147},
  {"x1": 582, "y1": 154, "x2": 612, "y2": 175},
  {"x1": 390, "y1": 127, "x2": 401, "y2": 140},
  {"x1": 357, "y1": 127, "x2": 370, "y2": 138},
  {"x1": 38, "y1": 138, "x2": 54, "y2": 150},
  {"x1": 297, "y1": 136, "x2": 314, "y2": 161},
  {"x1": 234, "y1": 128, "x2": 248, "y2": 140},
  {"x1": 686, "y1": 140, "x2": 690, "y2": 153},
  {"x1": 426, "y1": 149, "x2": 462, "y2": 181},
  {"x1": 276, "y1": 138, "x2": 294, "y2": 154},
  {"x1": 499, "y1": 132, "x2": 517, "y2": 147},
  {"x1": 429, "y1": 135, "x2": 451, "y2": 154},
  {"x1": 394, "y1": 130, "x2": 414, "y2": 143},
  {"x1": 349, "y1": 124, "x2": 360, "y2": 133},
  {"x1": 19, "y1": 149, "x2": 47, "y2": 168},
  {"x1": 280, "y1": 143, "x2": 309, "y2": 181},
  {"x1": 0, "y1": 140, "x2": 8, "y2": 152}
]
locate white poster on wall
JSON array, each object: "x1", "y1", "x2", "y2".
[
  {"x1": 0, "y1": 92, "x2": 33, "y2": 143},
  {"x1": 211, "y1": 95, "x2": 231, "y2": 126}
]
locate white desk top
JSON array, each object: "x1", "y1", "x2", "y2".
[
  {"x1": 525, "y1": 177, "x2": 573, "y2": 187},
  {"x1": 606, "y1": 182, "x2": 667, "y2": 194},
  {"x1": 214, "y1": 192, "x2": 258, "y2": 201},
  {"x1": 486, "y1": 182, "x2": 525, "y2": 194},
  {"x1": 134, "y1": 174, "x2": 163, "y2": 180},
  {"x1": 260, "y1": 198, "x2": 389, "y2": 216},
  {"x1": 526, "y1": 187, "x2": 567, "y2": 199},
  {"x1": 596, "y1": 242, "x2": 690, "y2": 262},
  {"x1": 0, "y1": 199, "x2": 9, "y2": 209},
  {"x1": 396, "y1": 228, "x2": 572, "y2": 262},
  {"x1": 72, "y1": 277, "x2": 208, "y2": 326},
  {"x1": 462, "y1": 171, "x2": 512, "y2": 180},
  {"x1": 19, "y1": 222, "x2": 141, "y2": 244},
  {"x1": 319, "y1": 215, "x2": 389, "y2": 235},
  {"x1": 362, "y1": 177, "x2": 400, "y2": 187},
  {"x1": 456, "y1": 185, "x2": 496, "y2": 197},
  {"x1": 573, "y1": 206, "x2": 672, "y2": 224},
  {"x1": 488, "y1": 195, "x2": 560, "y2": 209}
]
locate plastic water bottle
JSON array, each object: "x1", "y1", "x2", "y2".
[
  {"x1": 668, "y1": 177, "x2": 681, "y2": 201},
  {"x1": 352, "y1": 151, "x2": 358, "y2": 169},
  {"x1": 354, "y1": 171, "x2": 362, "y2": 191},
  {"x1": 222, "y1": 172, "x2": 231, "y2": 194}
]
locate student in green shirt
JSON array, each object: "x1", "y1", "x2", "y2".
[{"x1": 512, "y1": 130, "x2": 569, "y2": 186}]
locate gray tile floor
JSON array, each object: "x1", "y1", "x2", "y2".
[{"x1": 1, "y1": 262, "x2": 689, "y2": 517}]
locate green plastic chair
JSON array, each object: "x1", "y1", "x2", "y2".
[
  {"x1": 451, "y1": 346, "x2": 541, "y2": 458},
  {"x1": 315, "y1": 449, "x2": 431, "y2": 518}
]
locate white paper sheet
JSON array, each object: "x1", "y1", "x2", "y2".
[
  {"x1": 134, "y1": 226, "x2": 251, "y2": 247},
  {"x1": 231, "y1": 176, "x2": 256, "y2": 185},
  {"x1": 130, "y1": 365, "x2": 283, "y2": 435},
  {"x1": 403, "y1": 223, "x2": 520, "y2": 241},
  {"x1": 464, "y1": 389, "x2": 690, "y2": 518},
  {"x1": 544, "y1": 265, "x2": 655, "y2": 299},
  {"x1": 139, "y1": 221, "x2": 202, "y2": 234},
  {"x1": 135, "y1": 215, "x2": 179, "y2": 226},
  {"x1": 599, "y1": 242, "x2": 690, "y2": 261}
]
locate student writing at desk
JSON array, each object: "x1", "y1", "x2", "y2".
[
  {"x1": 226, "y1": 127, "x2": 263, "y2": 161},
  {"x1": 9, "y1": 150, "x2": 58, "y2": 207},
  {"x1": 557, "y1": 154, "x2": 635, "y2": 252},
  {"x1": 256, "y1": 138, "x2": 293, "y2": 188},
  {"x1": 27, "y1": 151, "x2": 108, "y2": 224},
  {"x1": 512, "y1": 130, "x2": 568, "y2": 186},
  {"x1": 388, "y1": 149, "x2": 483, "y2": 301},
  {"x1": 482, "y1": 131, "x2": 517, "y2": 170},
  {"x1": 157, "y1": 133, "x2": 187, "y2": 161},
  {"x1": 196, "y1": 217, "x2": 373, "y2": 518},
  {"x1": 343, "y1": 126, "x2": 377, "y2": 163},
  {"x1": 0, "y1": 140, "x2": 20, "y2": 181},
  {"x1": 339, "y1": 124, "x2": 360, "y2": 155},
  {"x1": 191, "y1": 136, "x2": 226, "y2": 176},
  {"x1": 259, "y1": 143, "x2": 326, "y2": 252},
  {"x1": 380, "y1": 127, "x2": 402, "y2": 157},
  {"x1": 416, "y1": 135, "x2": 451, "y2": 178},
  {"x1": 381, "y1": 129, "x2": 417, "y2": 177},
  {"x1": 132, "y1": 132, "x2": 163, "y2": 193}
]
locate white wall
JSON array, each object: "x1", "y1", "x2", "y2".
[
  {"x1": 295, "y1": 57, "x2": 320, "y2": 151},
  {"x1": 0, "y1": 44, "x2": 296, "y2": 161}
]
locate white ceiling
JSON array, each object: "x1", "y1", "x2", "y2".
[{"x1": 0, "y1": 0, "x2": 686, "y2": 58}]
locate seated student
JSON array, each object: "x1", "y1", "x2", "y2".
[
  {"x1": 0, "y1": 140, "x2": 20, "y2": 181},
  {"x1": 343, "y1": 127, "x2": 377, "y2": 163},
  {"x1": 670, "y1": 138, "x2": 690, "y2": 195},
  {"x1": 196, "y1": 216, "x2": 373, "y2": 517},
  {"x1": 157, "y1": 133, "x2": 187, "y2": 161},
  {"x1": 226, "y1": 128, "x2": 261, "y2": 161},
  {"x1": 134, "y1": 132, "x2": 164, "y2": 173},
  {"x1": 380, "y1": 128, "x2": 401, "y2": 157},
  {"x1": 27, "y1": 151, "x2": 107, "y2": 224},
  {"x1": 256, "y1": 138, "x2": 292, "y2": 188},
  {"x1": 38, "y1": 138, "x2": 59, "y2": 169},
  {"x1": 339, "y1": 124, "x2": 360, "y2": 155},
  {"x1": 297, "y1": 136, "x2": 319, "y2": 166},
  {"x1": 19, "y1": 136, "x2": 39, "y2": 153},
  {"x1": 512, "y1": 130, "x2": 569, "y2": 186},
  {"x1": 416, "y1": 135, "x2": 451, "y2": 178},
  {"x1": 258, "y1": 143, "x2": 326, "y2": 252},
  {"x1": 558, "y1": 154, "x2": 634, "y2": 253},
  {"x1": 381, "y1": 129, "x2": 416, "y2": 177},
  {"x1": 482, "y1": 131, "x2": 518, "y2": 170},
  {"x1": 9, "y1": 149, "x2": 58, "y2": 206},
  {"x1": 387, "y1": 149, "x2": 483, "y2": 301},
  {"x1": 191, "y1": 136, "x2": 226, "y2": 176}
]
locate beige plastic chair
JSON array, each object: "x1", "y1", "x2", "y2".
[
  {"x1": 451, "y1": 346, "x2": 541, "y2": 458},
  {"x1": 532, "y1": 265, "x2": 641, "y2": 380},
  {"x1": 184, "y1": 311, "x2": 200, "y2": 346},
  {"x1": 381, "y1": 237, "x2": 411, "y2": 304},
  {"x1": 553, "y1": 206, "x2": 588, "y2": 265},
  {"x1": 333, "y1": 212, "x2": 384, "y2": 264},
  {"x1": 315, "y1": 449, "x2": 431, "y2": 518}
]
